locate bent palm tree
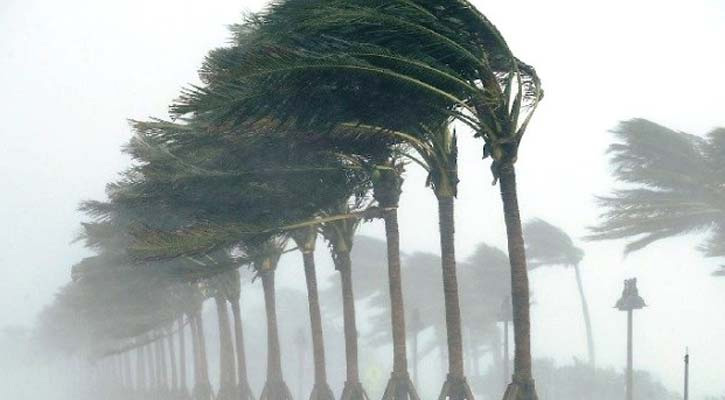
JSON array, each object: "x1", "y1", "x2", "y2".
[
  {"x1": 588, "y1": 119, "x2": 725, "y2": 268},
  {"x1": 372, "y1": 161, "x2": 420, "y2": 400},
  {"x1": 253, "y1": 238, "x2": 294, "y2": 400},
  {"x1": 291, "y1": 227, "x2": 335, "y2": 400},
  {"x1": 226, "y1": 269, "x2": 255, "y2": 400},
  {"x1": 321, "y1": 203, "x2": 369, "y2": 400},
  {"x1": 523, "y1": 219, "x2": 594, "y2": 367},
  {"x1": 212, "y1": 273, "x2": 238, "y2": 400}
]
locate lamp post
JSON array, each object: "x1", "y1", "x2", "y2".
[
  {"x1": 684, "y1": 348, "x2": 689, "y2": 400},
  {"x1": 615, "y1": 278, "x2": 646, "y2": 400},
  {"x1": 497, "y1": 295, "x2": 513, "y2": 391}
]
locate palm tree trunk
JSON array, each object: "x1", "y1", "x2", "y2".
[
  {"x1": 190, "y1": 314, "x2": 201, "y2": 388},
  {"x1": 154, "y1": 340, "x2": 162, "y2": 390},
  {"x1": 195, "y1": 310, "x2": 213, "y2": 400},
  {"x1": 216, "y1": 295, "x2": 237, "y2": 400},
  {"x1": 337, "y1": 250, "x2": 360, "y2": 383},
  {"x1": 381, "y1": 207, "x2": 420, "y2": 400},
  {"x1": 301, "y1": 249, "x2": 335, "y2": 400},
  {"x1": 335, "y1": 250, "x2": 369, "y2": 400},
  {"x1": 262, "y1": 271, "x2": 283, "y2": 381},
  {"x1": 498, "y1": 164, "x2": 538, "y2": 400},
  {"x1": 179, "y1": 317, "x2": 189, "y2": 396},
  {"x1": 385, "y1": 208, "x2": 408, "y2": 374},
  {"x1": 412, "y1": 329, "x2": 419, "y2": 388},
  {"x1": 146, "y1": 342, "x2": 157, "y2": 391},
  {"x1": 123, "y1": 351, "x2": 133, "y2": 390},
  {"x1": 158, "y1": 336, "x2": 168, "y2": 390},
  {"x1": 137, "y1": 345, "x2": 147, "y2": 392},
  {"x1": 573, "y1": 264, "x2": 596, "y2": 367},
  {"x1": 168, "y1": 328, "x2": 179, "y2": 392},
  {"x1": 260, "y1": 270, "x2": 293, "y2": 400},
  {"x1": 196, "y1": 313, "x2": 210, "y2": 384},
  {"x1": 436, "y1": 195, "x2": 464, "y2": 376},
  {"x1": 231, "y1": 298, "x2": 254, "y2": 400}
]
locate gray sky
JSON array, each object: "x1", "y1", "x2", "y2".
[{"x1": 1, "y1": 0, "x2": 724, "y2": 397}]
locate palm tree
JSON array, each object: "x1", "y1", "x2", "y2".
[
  {"x1": 212, "y1": 272, "x2": 239, "y2": 400},
  {"x1": 290, "y1": 227, "x2": 335, "y2": 400},
  {"x1": 523, "y1": 219, "x2": 594, "y2": 367},
  {"x1": 226, "y1": 269, "x2": 255, "y2": 400},
  {"x1": 251, "y1": 237, "x2": 294, "y2": 400},
  {"x1": 321, "y1": 203, "x2": 370, "y2": 400},
  {"x1": 178, "y1": 316, "x2": 191, "y2": 399},
  {"x1": 588, "y1": 119, "x2": 725, "y2": 266}
]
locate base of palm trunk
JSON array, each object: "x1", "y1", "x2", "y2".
[
  {"x1": 381, "y1": 372, "x2": 420, "y2": 400},
  {"x1": 308, "y1": 382, "x2": 335, "y2": 400},
  {"x1": 193, "y1": 383, "x2": 213, "y2": 400},
  {"x1": 437, "y1": 375, "x2": 474, "y2": 400},
  {"x1": 340, "y1": 381, "x2": 369, "y2": 400},
  {"x1": 501, "y1": 378, "x2": 537, "y2": 400},
  {"x1": 260, "y1": 378, "x2": 293, "y2": 400},
  {"x1": 238, "y1": 381, "x2": 256, "y2": 400}
]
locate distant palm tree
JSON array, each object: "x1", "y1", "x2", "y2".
[
  {"x1": 321, "y1": 203, "x2": 369, "y2": 400},
  {"x1": 290, "y1": 227, "x2": 335, "y2": 400},
  {"x1": 251, "y1": 238, "x2": 293, "y2": 400},
  {"x1": 211, "y1": 272, "x2": 239, "y2": 400},
  {"x1": 226, "y1": 269, "x2": 255, "y2": 400},
  {"x1": 589, "y1": 119, "x2": 725, "y2": 272},
  {"x1": 523, "y1": 219, "x2": 594, "y2": 367}
]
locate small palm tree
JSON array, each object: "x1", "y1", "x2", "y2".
[{"x1": 523, "y1": 219, "x2": 594, "y2": 367}]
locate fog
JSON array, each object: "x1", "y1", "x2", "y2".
[{"x1": 1, "y1": 0, "x2": 724, "y2": 399}]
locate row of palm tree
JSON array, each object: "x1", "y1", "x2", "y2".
[
  {"x1": 38, "y1": 2, "x2": 548, "y2": 400},
  {"x1": 41, "y1": 223, "x2": 597, "y2": 400}
]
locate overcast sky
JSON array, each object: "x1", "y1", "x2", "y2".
[{"x1": 2, "y1": 0, "x2": 724, "y2": 397}]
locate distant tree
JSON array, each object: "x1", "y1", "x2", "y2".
[
  {"x1": 523, "y1": 219, "x2": 595, "y2": 367},
  {"x1": 589, "y1": 119, "x2": 725, "y2": 276}
]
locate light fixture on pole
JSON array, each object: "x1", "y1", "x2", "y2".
[{"x1": 615, "y1": 278, "x2": 646, "y2": 400}]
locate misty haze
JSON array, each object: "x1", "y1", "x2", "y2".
[{"x1": 1, "y1": 1, "x2": 724, "y2": 400}]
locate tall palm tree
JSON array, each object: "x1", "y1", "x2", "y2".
[
  {"x1": 226, "y1": 269, "x2": 255, "y2": 400},
  {"x1": 321, "y1": 203, "x2": 370, "y2": 400},
  {"x1": 588, "y1": 119, "x2": 725, "y2": 266},
  {"x1": 291, "y1": 227, "x2": 335, "y2": 400},
  {"x1": 251, "y1": 237, "x2": 294, "y2": 400},
  {"x1": 212, "y1": 273, "x2": 238, "y2": 400},
  {"x1": 523, "y1": 219, "x2": 594, "y2": 367},
  {"x1": 373, "y1": 160, "x2": 420, "y2": 400},
  {"x1": 191, "y1": 294, "x2": 213, "y2": 400}
]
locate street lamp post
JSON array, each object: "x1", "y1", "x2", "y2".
[
  {"x1": 684, "y1": 348, "x2": 689, "y2": 400},
  {"x1": 615, "y1": 278, "x2": 646, "y2": 400}
]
